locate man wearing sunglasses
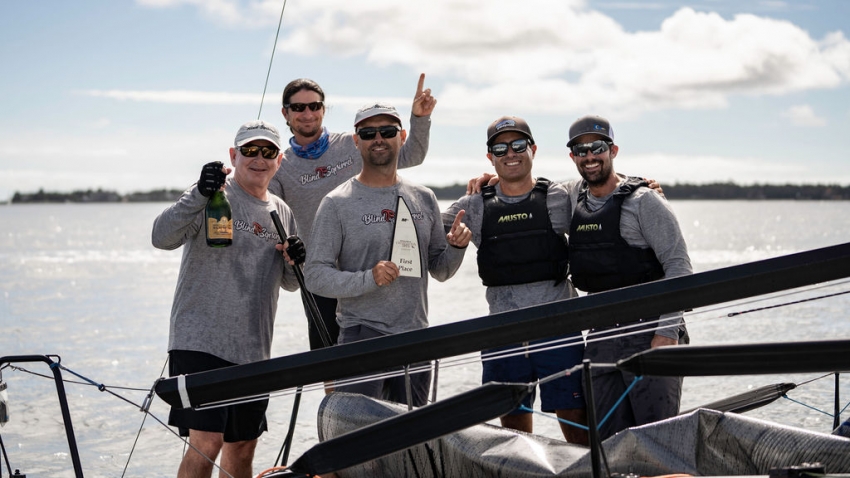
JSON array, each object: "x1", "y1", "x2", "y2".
[
  {"x1": 269, "y1": 75, "x2": 436, "y2": 353},
  {"x1": 153, "y1": 120, "x2": 306, "y2": 478},
  {"x1": 441, "y1": 116, "x2": 588, "y2": 445},
  {"x1": 304, "y1": 103, "x2": 470, "y2": 407},
  {"x1": 566, "y1": 115, "x2": 692, "y2": 441}
]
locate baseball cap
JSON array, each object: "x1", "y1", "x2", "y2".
[
  {"x1": 354, "y1": 102, "x2": 402, "y2": 127},
  {"x1": 566, "y1": 115, "x2": 614, "y2": 147},
  {"x1": 234, "y1": 120, "x2": 281, "y2": 149},
  {"x1": 486, "y1": 116, "x2": 534, "y2": 146}
]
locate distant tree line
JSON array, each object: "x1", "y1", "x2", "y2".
[
  {"x1": 429, "y1": 182, "x2": 850, "y2": 200},
  {"x1": 9, "y1": 182, "x2": 850, "y2": 203},
  {"x1": 11, "y1": 188, "x2": 184, "y2": 203}
]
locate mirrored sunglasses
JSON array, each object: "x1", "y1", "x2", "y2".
[
  {"x1": 490, "y1": 138, "x2": 529, "y2": 157},
  {"x1": 356, "y1": 125, "x2": 401, "y2": 141},
  {"x1": 285, "y1": 101, "x2": 324, "y2": 112},
  {"x1": 571, "y1": 140, "x2": 612, "y2": 157},
  {"x1": 239, "y1": 145, "x2": 280, "y2": 159}
]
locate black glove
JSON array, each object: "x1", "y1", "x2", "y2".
[
  {"x1": 285, "y1": 235, "x2": 306, "y2": 265},
  {"x1": 198, "y1": 161, "x2": 227, "y2": 197}
]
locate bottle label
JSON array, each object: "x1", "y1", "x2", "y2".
[{"x1": 207, "y1": 217, "x2": 233, "y2": 240}]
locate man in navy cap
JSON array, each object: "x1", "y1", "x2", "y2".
[
  {"x1": 442, "y1": 116, "x2": 588, "y2": 444},
  {"x1": 566, "y1": 114, "x2": 692, "y2": 440}
]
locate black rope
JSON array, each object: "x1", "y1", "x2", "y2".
[
  {"x1": 0, "y1": 433, "x2": 13, "y2": 477},
  {"x1": 727, "y1": 288, "x2": 850, "y2": 317},
  {"x1": 257, "y1": 0, "x2": 288, "y2": 119},
  {"x1": 7, "y1": 365, "x2": 149, "y2": 392}
]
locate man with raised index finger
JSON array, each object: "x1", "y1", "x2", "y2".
[{"x1": 269, "y1": 74, "x2": 436, "y2": 352}]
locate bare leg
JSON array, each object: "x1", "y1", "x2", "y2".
[
  {"x1": 219, "y1": 439, "x2": 258, "y2": 478},
  {"x1": 556, "y1": 408, "x2": 588, "y2": 445},
  {"x1": 178, "y1": 430, "x2": 223, "y2": 478},
  {"x1": 500, "y1": 413, "x2": 533, "y2": 433}
]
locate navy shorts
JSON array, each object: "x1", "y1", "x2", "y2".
[
  {"x1": 482, "y1": 334, "x2": 584, "y2": 414},
  {"x1": 168, "y1": 350, "x2": 269, "y2": 442},
  {"x1": 336, "y1": 324, "x2": 431, "y2": 407}
]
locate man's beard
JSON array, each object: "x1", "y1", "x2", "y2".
[{"x1": 578, "y1": 159, "x2": 613, "y2": 187}]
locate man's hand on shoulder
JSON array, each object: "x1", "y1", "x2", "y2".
[{"x1": 466, "y1": 173, "x2": 499, "y2": 195}]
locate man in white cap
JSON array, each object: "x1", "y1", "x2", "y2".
[
  {"x1": 442, "y1": 116, "x2": 587, "y2": 444},
  {"x1": 153, "y1": 120, "x2": 304, "y2": 478},
  {"x1": 565, "y1": 114, "x2": 692, "y2": 440},
  {"x1": 304, "y1": 103, "x2": 471, "y2": 407},
  {"x1": 270, "y1": 75, "x2": 436, "y2": 353}
]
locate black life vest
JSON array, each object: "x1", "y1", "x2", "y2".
[
  {"x1": 568, "y1": 177, "x2": 664, "y2": 293},
  {"x1": 477, "y1": 178, "x2": 570, "y2": 287}
]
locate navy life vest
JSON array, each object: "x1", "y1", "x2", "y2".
[
  {"x1": 568, "y1": 177, "x2": 664, "y2": 293},
  {"x1": 477, "y1": 178, "x2": 570, "y2": 287}
]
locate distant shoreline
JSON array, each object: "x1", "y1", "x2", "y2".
[{"x1": 7, "y1": 182, "x2": 850, "y2": 204}]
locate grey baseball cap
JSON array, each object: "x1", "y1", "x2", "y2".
[
  {"x1": 234, "y1": 120, "x2": 281, "y2": 148},
  {"x1": 486, "y1": 116, "x2": 534, "y2": 146},
  {"x1": 354, "y1": 102, "x2": 402, "y2": 127},
  {"x1": 566, "y1": 115, "x2": 614, "y2": 147}
]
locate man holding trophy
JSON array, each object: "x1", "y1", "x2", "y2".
[{"x1": 304, "y1": 103, "x2": 471, "y2": 407}]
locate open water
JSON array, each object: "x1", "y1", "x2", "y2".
[{"x1": 1, "y1": 200, "x2": 850, "y2": 477}]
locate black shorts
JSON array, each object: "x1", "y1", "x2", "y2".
[{"x1": 168, "y1": 350, "x2": 268, "y2": 442}]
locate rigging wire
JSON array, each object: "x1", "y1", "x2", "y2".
[
  {"x1": 257, "y1": 0, "x2": 288, "y2": 120},
  {"x1": 2, "y1": 276, "x2": 849, "y2": 475},
  {"x1": 6, "y1": 278, "x2": 850, "y2": 408},
  {"x1": 121, "y1": 356, "x2": 169, "y2": 478}
]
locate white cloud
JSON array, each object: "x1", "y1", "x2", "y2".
[
  {"x1": 273, "y1": 2, "x2": 850, "y2": 118},
  {"x1": 125, "y1": 1, "x2": 850, "y2": 122},
  {"x1": 781, "y1": 104, "x2": 827, "y2": 127}
]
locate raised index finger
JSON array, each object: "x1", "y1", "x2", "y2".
[
  {"x1": 451, "y1": 209, "x2": 466, "y2": 230},
  {"x1": 415, "y1": 73, "x2": 425, "y2": 96}
]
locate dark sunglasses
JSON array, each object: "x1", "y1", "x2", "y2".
[
  {"x1": 284, "y1": 101, "x2": 324, "y2": 112},
  {"x1": 239, "y1": 145, "x2": 280, "y2": 159},
  {"x1": 356, "y1": 125, "x2": 401, "y2": 141},
  {"x1": 489, "y1": 138, "x2": 529, "y2": 157},
  {"x1": 571, "y1": 140, "x2": 612, "y2": 157}
]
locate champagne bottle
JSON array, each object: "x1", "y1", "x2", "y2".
[{"x1": 205, "y1": 189, "x2": 232, "y2": 247}]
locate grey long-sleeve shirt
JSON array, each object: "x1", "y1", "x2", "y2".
[
  {"x1": 268, "y1": 114, "x2": 431, "y2": 248},
  {"x1": 304, "y1": 176, "x2": 465, "y2": 335},
  {"x1": 152, "y1": 178, "x2": 300, "y2": 364}
]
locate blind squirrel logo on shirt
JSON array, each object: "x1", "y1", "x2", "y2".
[
  {"x1": 233, "y1": 219, "x2": 281, "y2": 242},
  {"x1": 361, "y1": 208, "x2": 423, "y2": 226},
  {"x1": 299, "y1": 157, "x2": 354, "y2": 185}
]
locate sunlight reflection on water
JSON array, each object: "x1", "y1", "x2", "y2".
[{"x1": 1, "y1": 200, "x2": 849, "y2": 477}]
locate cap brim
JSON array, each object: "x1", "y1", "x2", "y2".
[
  {"x1": 567, "y1": 133, "x2": 612, "y2": 147},
  {"x1": 236, "y1": 135, "x2": 281, "y2": 149}
]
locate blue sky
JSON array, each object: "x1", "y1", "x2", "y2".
[{"x1": 1, "y1": 0, "x2": 848, "y2": 201}]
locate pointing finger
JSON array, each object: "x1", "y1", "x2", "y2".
[
  {"x1": 452, "y1": 210, "x2": 466, "y2": 231},
  {"x1": 416, "y1": 73, "x2": 425, "y2": 96}
]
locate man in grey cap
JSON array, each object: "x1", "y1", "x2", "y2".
[
  {"x1": 153, "y1": 120, "x2": 305, "y2": 478},
  {"x1": 304, "y1": 103, "x2": 471, "y2": 407},
  {"x1": 442, "y1": 116, "x2": 588, "y2": 444},
  {"x1": 565, "y1": 114, "x2": 692, "y2": 440},
  {"x1": 270, "y1": 75, "x2": 435, "y2": 353}
]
